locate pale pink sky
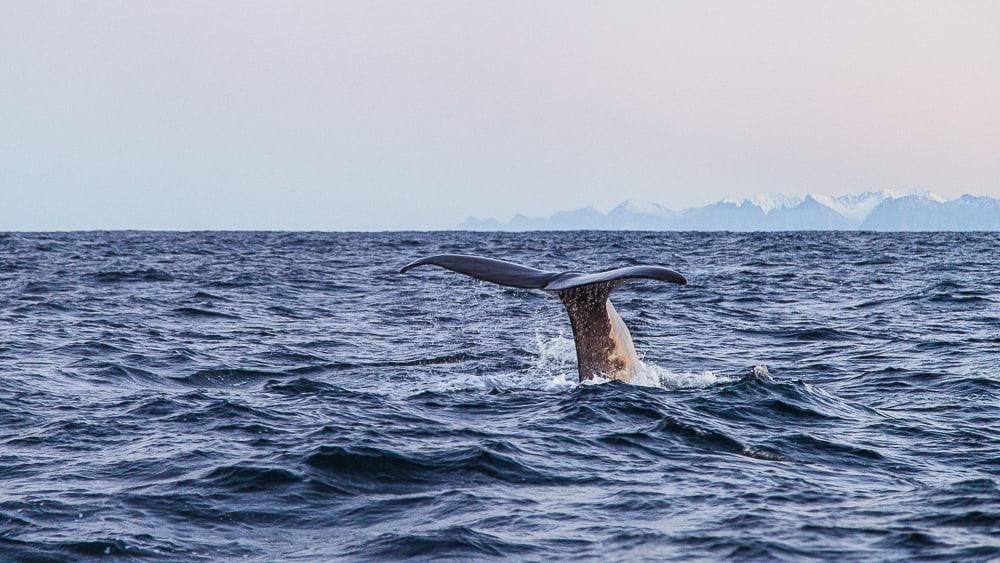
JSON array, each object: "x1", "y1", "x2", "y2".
[{"x1": 2, "y1": 1, "x2": 998, "y2": 229}]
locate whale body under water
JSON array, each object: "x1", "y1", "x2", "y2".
[{"x1": 400, "y1": 254, "x2": 687, "y2": 383}]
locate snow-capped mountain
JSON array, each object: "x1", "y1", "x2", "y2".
[
  {"x1": 721, "y1": 193, "x2": 804, "y2": 214},
  {"x1": 812, "y1": 190, "x2": 944, "y2": 223},
  {"x1": 459, "y1": 190, "x2": 1000, "y2": 231},
  {"x1": 610, "y1": 199, "x2": 674, "y2": 216},
  {"x1": 604, "y1": 199, "x2": 676, "y2": 230}
]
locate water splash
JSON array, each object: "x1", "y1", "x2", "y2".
[
  {"x1": 633, "y1": 362, "x2": 743, "y2": 389},
  {"x1": 530, "y1": 334, "x2": 744, "y2": 389}
]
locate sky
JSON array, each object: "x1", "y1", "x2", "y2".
[{"x1": 2, "y1": 1, "x2": 999, "y2": 230}]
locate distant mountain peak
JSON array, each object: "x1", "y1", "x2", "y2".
[
  {"x1": 721, "y1": 193, "x2": 803, "y2": 214},
  {"x1": 882, "y1": 188, "x2": 945, "y2": 202},
  {"x1": 610, "y1": 199, "x2": 672, "y2": 216}
]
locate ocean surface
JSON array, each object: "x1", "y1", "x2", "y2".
[{"x1": 1, "y1": 231, "x2": 999, "y2": 561}]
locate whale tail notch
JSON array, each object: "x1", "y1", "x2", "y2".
[{"x1": 400, "y1": 254, "x2": 686, "y2": 382}]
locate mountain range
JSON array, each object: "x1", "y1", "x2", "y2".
[{"x1": 459, "y1": 190, "x2": 1000, "y2": 231}]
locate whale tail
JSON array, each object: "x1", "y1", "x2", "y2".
[{"x1": 400, "y1": 254, "x2": 687, "y2": 382}]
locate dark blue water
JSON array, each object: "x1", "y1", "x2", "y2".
[{"x1": 2, "y1": 231, "x2": 999, "y2": 560}]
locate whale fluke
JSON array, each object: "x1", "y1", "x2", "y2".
[
  {"x1": 400, "y1": 254, "x2": 686, "y2": 291},
  {"x1": 401, "y1": 254, "x2": 687, "y2": 383}
]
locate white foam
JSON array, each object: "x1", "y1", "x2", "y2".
[
  {"x1": 529, "y1": 335, "x2": 745, "y2": 390},
  {"x1": 527, "y1": 332, "x2": 580, "y2": 390},
  {"x1": 396, "y1": 335, "x2": 756, "y2": 396},
  {"x1": 634, "y1": 362, "x2": 739, "y2": 389}
]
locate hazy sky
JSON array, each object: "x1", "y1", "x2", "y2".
[{"x1": 2, "y1": 1, "x2": 998, "y2": 230}]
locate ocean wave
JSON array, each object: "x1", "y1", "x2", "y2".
[
  {"x1": 304, "y1": 443, "x2": 591, "y2": 492},
  {"x1": 172, "y1": 307, "x2": 242, "y2": 319},
  {"x1": 85, "y1": 268, "x2": 174, "y2": 283},
  {"x1": 200, "y1": 464, "x2": 304, "y2": 492}
]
